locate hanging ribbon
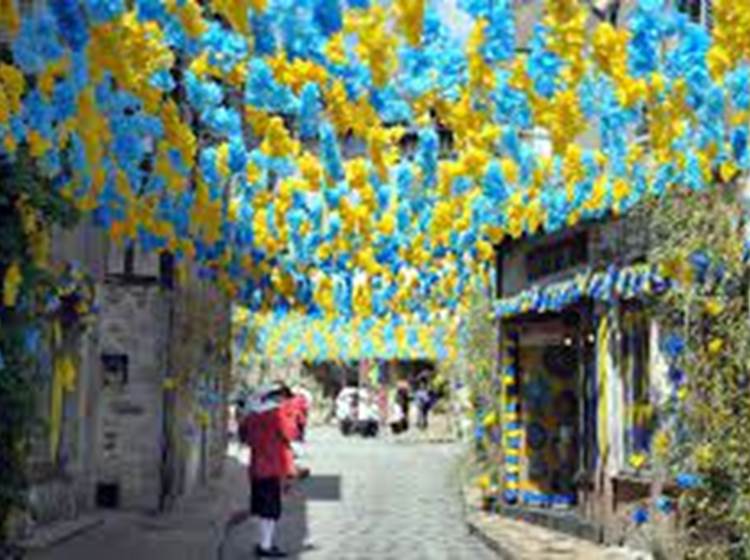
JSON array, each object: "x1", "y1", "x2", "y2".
[{"x1": 50, "y1": 352, "x2": 77, "y2": 461}]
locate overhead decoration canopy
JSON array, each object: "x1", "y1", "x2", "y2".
[
  {"x1": 1, "y1": 0, "x2": 749, "y2": 322},
  {"x1": 233, "y1": 307, "x2": 461, "y2": 363}
]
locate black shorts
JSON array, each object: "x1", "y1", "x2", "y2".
[{"x1": 250, "y1": 477, "x2": 282, "y2": 520}]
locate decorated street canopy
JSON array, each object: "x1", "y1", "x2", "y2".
[
  {"x1": 233, "y1": 307, "x2": 462, "y2": 363},
  {"x1": 2, "y1": 0, "x2": 750, "y2": 331}
]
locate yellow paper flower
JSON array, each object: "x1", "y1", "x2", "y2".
[
  {"x1": 629, "y1": 452, "x2": 647, "y2": 470},
  {"x1": 0, "y1": 63, "x2": 26, "y2": 115},
  {"x1": 477, "y1": 474, "x2": 491, "y2": 490},
  {"x1": 707, "y1": 338, "x2": 724, "y2": 356},
  {"x1": 0, "y1": 0, "x2": 20, "y2": 37},
  {"x1": 325, "y1": 33, "x2": 348, "y2": 66},
  {"x1": 394, "y1": 0, "x2": 425, "y2": 47},
  {"x1": 163, "y1": 378, "x2": 178, "y2": 391},
  {"x1": 695, "y1": 443, "x2": 715, "y2": 469},
  {"x1": 482, "y1": 411, "x2": 498, "y2": 427},
  {"x1": 653, "y1": 430, "x2": 671, "y2": 458},
  {"x1": 704, "y1": 298, "x2": 725, "y2": 317},
  {"x1": 211, "y1": 0, "x2": 251, "y2": 34}
]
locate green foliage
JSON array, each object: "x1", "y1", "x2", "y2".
[
  {"x1": 442, "y1": 281, "x2": 501, "y2": 487},
  {"x1": 642, "y1": 185, "x2": 750, "y2": 559},
  {"x1": 463, "y1": 284, "x2": 497, "y2": 381},
  {"x1": 0, "y1": 150, "x2": 79, "y2": 542}
]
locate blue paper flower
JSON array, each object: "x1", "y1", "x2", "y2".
[
  {"x1": 632, "y1": 506, "x2": 649, "y2": 525},
  {"x1": 417, "y1": 128, "x2": 438, "y2": 189},
  {"x1": 314, "y1": 0, "x2": 343, "y2": 36},
  {"x1": 663, "y1": 334, "x2": 686, "y2": 360},
  {"x1": 320, "y1": 123, "x2": 345, "y2": 183},
  {"x1": 84, "y1": 0, "x2": 124, "y2": 23},
  {"x1": 251, "y1": 12, "x2": 277, "y2": 55},
  {"x1": 299, "y1": 83, "x2": 321, "y2": 141},
  {"x1": 676, "y1": 472, "x2": 701, "y2": 489},
  {"x1": 49, "y1": 0, "x2": 90, "y2": 51},
  {"x1": 656, "y1": 496, "x2": 673, "y2": 514},
  {"x1": 668, "y1": 366, "x2": 685, "y2": 386}
]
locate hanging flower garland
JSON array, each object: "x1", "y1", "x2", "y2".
[{"x1": 1, "y1": 1, "x2": 750, "y2": 320}]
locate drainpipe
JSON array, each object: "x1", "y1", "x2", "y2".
[{"x1": 159, "y1": 288, "x2": 176, "y2": 512}]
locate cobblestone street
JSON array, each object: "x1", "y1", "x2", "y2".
[{"x1": 28, "y1": 428, "x2": 496, "y2": 560}]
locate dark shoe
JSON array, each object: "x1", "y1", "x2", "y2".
[
  {"x1": 270, "y1": 546, "x2": 288, "y2": 557},
  {"x1": 255, "y1": 544, "x2": 287, "y2": 557}
]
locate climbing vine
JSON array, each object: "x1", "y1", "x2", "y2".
[
  {"x1": 448, "y1": 282, "x2": 502, "y2": 501},
  {"x1": 642, "y1": 183, "x2": 750, "y2": 559},
  {"x1": 0, "y1": 149, "x2": 80, "y2": 543}
]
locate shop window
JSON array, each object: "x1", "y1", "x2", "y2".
[{"x1": 620, "y1": 308, "x2": 654, "y2": 464}]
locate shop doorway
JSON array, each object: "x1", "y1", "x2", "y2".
[{"x1": 517, "y1": 318, "x2": 580, "y2": 508}]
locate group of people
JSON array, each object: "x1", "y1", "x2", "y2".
[{"x1": 233, "y1": 383, "x2": 311, "y2": 558}]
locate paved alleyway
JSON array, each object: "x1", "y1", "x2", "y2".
[{"x1": 29, "y1": 428, "x2": 497, "y2": 560}]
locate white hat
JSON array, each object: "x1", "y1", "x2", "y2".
[
  {"x1": 245, "y1": 383, "x2": 284, "y2": 414},
  {"x1": 246, "y1": 394, "x2": 281, "y2": 414}
]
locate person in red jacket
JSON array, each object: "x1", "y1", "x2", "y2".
[
  {"x1": 279, "y1": 387, "x2": 312, "y2": 481},
  {"x1": 242, "y1": 388, "x2": 296, "y2": 558},
  {"x1": 286, "y1": 393, "x2": 309, "y2": 441}
]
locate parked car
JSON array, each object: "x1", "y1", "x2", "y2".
[{"x1": 336, "y1": 387, "x2": 379, "y2": 437}]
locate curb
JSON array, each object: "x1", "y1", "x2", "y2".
[
  {"x1": 459, "y1": 475, "x2": 516, "y2": 559},
  {"x1": 456, "y1": 454, "x2": 517, "y2": 560},
  {"x1": 392, "y1": 436, "x2": 457, "y2": 445},
  {"x1": 18, "y1": 516, "x2": 104, "y2": 550},
  {"x1": 465, "y1": 516, "x2": 516, "y2": 560}
]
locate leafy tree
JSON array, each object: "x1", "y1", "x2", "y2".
[{"x1": 0, "y1": 150, "x2": 79, "y2": 543}]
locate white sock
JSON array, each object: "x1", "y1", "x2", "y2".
[{"x1": 259, "y1": 518, "x2": 276, "y2": 550}]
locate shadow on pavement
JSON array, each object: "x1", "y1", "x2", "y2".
[
  {"x1": 219, "y1": 446, "x2": 341, "y2": 560},
  {"x1": 277, "y1": 475, "x2": 342, "y2": 559}
]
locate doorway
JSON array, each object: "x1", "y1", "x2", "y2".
[{"x1": 517, "y1": 319, "x2": 580, "y2": 507}]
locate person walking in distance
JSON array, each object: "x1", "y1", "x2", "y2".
[
  {"x1": 395, "y1": 379, "x2": 411, "y2": 432},
  {"x1": 415, "y1": 380, "x2": 431, "y2": 430},
  {"x1": 241, "y1": 386, "x2": 296, "y2": 558}
]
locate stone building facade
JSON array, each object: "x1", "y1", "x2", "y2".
[{"x1": 20, "y1": 228, "x2": 232, "y2": 536}]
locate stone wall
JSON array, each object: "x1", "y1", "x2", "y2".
[{"x1": 96, "y1": 282, "x2": 169, "y2": 511}]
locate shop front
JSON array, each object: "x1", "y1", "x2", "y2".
[{"x1": 494, "y1": 217, "x2": 665, "y2": 542}]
